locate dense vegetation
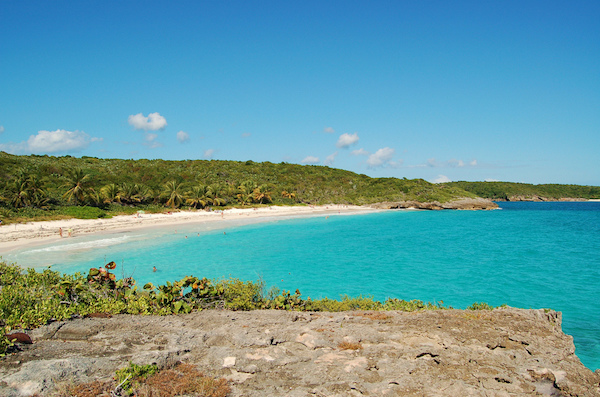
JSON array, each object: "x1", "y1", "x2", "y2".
[
  {"x1": 0, "y1": 260, "x2": 499, "y2": 357},
  {"x1": 0, "y1": 152, "x2": 476, "y2": 223},
  {"x1": 446, "y1": 181, "x2": 600, "y2": 200}
]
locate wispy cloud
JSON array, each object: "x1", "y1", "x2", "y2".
[
  {"x1": 301, "y1": 155, "x2": 320, "y2": 164},
  {"x1": 432, "y1": 175, "x2": 451, "y2": 183},
  {"x1": 336, "y1": 132, "x2": 359, "y2": 148},
  {"x1": 128, "y1": 112, "x2": 167, "y2": 131},
  {"x1": 176, "y1": 130, "x2": 190, "y2": 143},
  {"x1": 324, "y1": 151, "x2": 338, "y2": 166},
  {"x1": 0, "y1": 125, "x2": 4, "y2": 134},
  {"x1": 143, "y1": 132, "x2": 162, "y2": 148},
  {"x1": 367, "y1": 147, "x2": 396, "y2": 168},
  {"x1": 241, "y1": 132, "x2": 251, "y2": 138},
  {"x1": 424, "y1": 158, "x2": 479, "y2": 168},
  {"x1": 351, "y1": 148, "x2": 369, "y2": 156},
  {"x1": 323, "y1": 127, "x2": 335, "y2": 134},
  {"x1": 204, "y1": 149, "x2": 215, "y2": 159}
]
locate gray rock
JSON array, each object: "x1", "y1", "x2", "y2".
[{"x1": 1, "y1": 308, "x2": 598, "y2": 396}]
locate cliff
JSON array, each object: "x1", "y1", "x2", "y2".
[{"x1": 1, "y1": 308, "x2": 598, "y2": 396}]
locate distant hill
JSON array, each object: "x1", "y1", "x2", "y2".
[
  {"x1": 445, "y1": 181, "x2": 600, "y2": 201},
  {"x1": 0, "y1": 152, "x2": 479, "y2": 221}
]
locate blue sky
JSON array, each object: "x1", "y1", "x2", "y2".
[{"x1": 1, "y1": 1, "x2": 598, "y2": 185}]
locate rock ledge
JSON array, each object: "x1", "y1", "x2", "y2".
[{"x1": 1, "y1": 308, "x2": 598, "y2": 396}]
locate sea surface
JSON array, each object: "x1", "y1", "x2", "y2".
[{"x1": 3, "y1": 202, "x2": 600, "y2": 370}]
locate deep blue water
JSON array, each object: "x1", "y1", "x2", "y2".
[{"x1": 4, "y1": 202, "x2": 600, "y2": 370}]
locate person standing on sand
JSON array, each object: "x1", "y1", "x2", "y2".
[
  {"x1": 59, "y1": 227, "x2": 63, "y2": 238},
  {"x1": 68, "y1": 228, "x2": 72, "y2": 237}
]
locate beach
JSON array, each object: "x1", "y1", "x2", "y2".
[{"x1": 0, "y1": 205, "x2": 376, "y2": 253}]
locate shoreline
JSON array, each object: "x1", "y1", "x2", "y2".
[{"x1": 0, "y1": 205, "x2": 378, "y2": 253}]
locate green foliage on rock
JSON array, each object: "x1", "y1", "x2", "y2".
[
  {"x1": 0, "y1": 260, "x2": 501, "y2": 356},
  {"x1": 115, "y1": 362, "x2": 159, "y2": 396}
]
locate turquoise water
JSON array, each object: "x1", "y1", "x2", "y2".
[{"x1": 4, "y1": 202, "x2": 600, "y2": 370}]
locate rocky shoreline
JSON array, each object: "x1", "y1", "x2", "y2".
[
  {"x1": 369, "y1": 198, "x2": 499, "y2": 210},
  {"x1": 1, "y1": 308, "x2": 598, "y2": 396}
]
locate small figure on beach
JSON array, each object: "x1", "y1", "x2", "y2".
[
  {"x1": 0, "y1": 219, "x2": 2, "y2": 226},
  {"x1": 59, "y1": 227, "x2": 63, "y2": 238},
  {"x1": 68, "y1": 228, "x2": 72, "y2": 237},
  {"x1": 153, "y1": 266, "x2": 157, "y2": 272}
]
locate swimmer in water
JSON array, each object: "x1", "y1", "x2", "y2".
[{"x1": 153, "y1": 266, "x2": 157, "y2": 272}]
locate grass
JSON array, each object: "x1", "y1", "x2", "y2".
[{"x1": 53, "y1": 363, "x2": 230, "y2": 397}]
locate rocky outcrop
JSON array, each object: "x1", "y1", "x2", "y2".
[
  {"x1": 502, "y1": 196, "x2": 587, "y2": 202},
  {"x1": 371, "y1": 198, "x2": 499, "y2": 210},
  {"x1": 1, "y1": 308, "x2": 598, "y2": 396}
]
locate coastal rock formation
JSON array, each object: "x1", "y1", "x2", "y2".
[
  {"x1": 1, "y1": 308, "x2": 598, "y2": 396},
  {"x1": 370, "y1": 198, "x2": 499, "y2": 210},
  {"x1": 501, "y1": 196, "x2": 587, "y2": 202}
]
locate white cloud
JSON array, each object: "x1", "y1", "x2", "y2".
[
  {"x1": 323, "y1": 127, "x2": 335, "y2": 133},
  {"x1": 426, "y1": 158, "x2": 478, "y2": 168},
  {"x1": 367, "y1": 147, "x2": 395, "y2": 168},
  {"x1": 351, "y1": 148, "x2": 369, "y2": 156},
  {"x1": 433, "y1": 175, "x2": 451, "y2": 183},
  {"x1": 324, "y1": 151, "x2": 338, "y2": 166},
  {"x1": 143, "y1": 132, "x2": 162, "y2": 148},
  {"x1": 176, "y1": 130, "x2": 190, "y2": 143},
  {"x1": 485, "y1": 178, "x2": 500, "y2": 182},
  {"x1": 27, "y1": 129, "x2": 93, "y2": 153},
  {"x1": 0, "y1": 126, "x2": 4, "y2": 134},
  {"x1": 336, "y1": 132, "x2": 359, "y2": 148},
  {"x1": 204, "y1": 149, "x2": 215, "y2": 159},
  {"x1": 301, "y1": 155, "x2": 320, "y2": 164},
  {"x1": 128, "y1": 112, "x2": 167, "y2": 131}
]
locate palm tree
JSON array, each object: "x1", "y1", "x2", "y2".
[
  {"x1": 162, "y1": 180, "x2": 185, "y2": 209},
  {"x1": 237, "y1": 181, "x2": 256, "y2": 206},
  {"x1": 62, "y1": 168, "x2": 92, "y2": 205},
  {"x1": 27, "y1": 175, "x2": 48, "y2": 208},
  {"x1": 186, "y1": 185, "x2": 211, "y2": 209},
  {"x1": 136, "y1": 184, "x2": 154, "y2": 204},
  {"x1": 119, "y1": 183, "x2": 141, "y2": 205},
  {"x1": 101, "y1": 183, "x2": 121, "y2": 204},
  {"x1": 208, "y1": 183, "x2": 227, "y2": 207},
  {"x1": 281, "y1": 189, "x2": 296, "y2": 200},
  {"x1": 5, "y1": 178, "x2": 30, "y2": 208},
  {"x1": 253, "y1": 185, "x2": 273, "y2": 204}
]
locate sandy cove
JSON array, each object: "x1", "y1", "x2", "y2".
[{"x1": 0, "y1": 205, "x2": 377, "y2": 253}]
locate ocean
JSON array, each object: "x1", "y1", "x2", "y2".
[{"x1": 4, "y1": 201, "x2": 599, "y2": 370}]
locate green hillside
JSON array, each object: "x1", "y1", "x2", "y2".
[
  {"x1": 446, "y1": 181, "x2": 600, "y2": 200},
  {"x1": 0, "y1": 152, "x2": 476, "y2": 222}
]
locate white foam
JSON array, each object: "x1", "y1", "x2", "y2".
[{"x1": 26, "y1": 235, "x2": 132, "y2": 253}]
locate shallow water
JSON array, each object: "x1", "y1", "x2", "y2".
[{"x1": 4, "y1": 202, "x2": 600, "y2": 370}]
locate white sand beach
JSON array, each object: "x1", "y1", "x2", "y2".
[{"x1": 0, "y1": 205, "x2": 376, "y2": 253}]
